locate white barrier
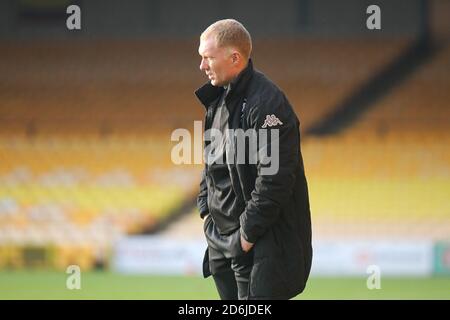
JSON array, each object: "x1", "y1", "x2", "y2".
[
  {"x1": 112, "y1": 236, "x2": 434, "y2": 276},
  {"x1": 112, "y1": 236, "x2": 206, "y2": 275},
  {"x1": 311, "y1": 240, "x2": 434, "y2": 276}
]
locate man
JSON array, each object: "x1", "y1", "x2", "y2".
[{"x1": 195, "y1": 19, "x2": 312, "y2": 300}]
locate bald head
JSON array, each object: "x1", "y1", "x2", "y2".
[
  {"x1": 198, "y1": 19, "x2": 252, "y2": 86},
  {"x1": 201, "y1": 19, "x2": 252, "y2": 61}
]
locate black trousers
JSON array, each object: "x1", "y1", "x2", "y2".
[
  {"x1": 203, "y1": 215, "x2": 254, "y2": 300},
  {"x1": 208, "y1": 245, "x2": 253, "y2": 300}
]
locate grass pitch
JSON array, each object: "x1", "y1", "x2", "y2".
[{"x1": 0, "y1": 271, "x2": 449, "y2": 300}]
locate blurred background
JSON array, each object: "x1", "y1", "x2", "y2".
[{"x1": 0, "y1": 0, "x2": 449, "y2": 299}]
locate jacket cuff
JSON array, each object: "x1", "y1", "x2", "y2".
[
  {"x1": 239, "y1": 215, "x2": 258, "y2": 244},
  {"x1": 197, "y1": 198, "x2": 209, "y2": 219},
  {"x1": 199, "y1": 209, "x2": 209, "y2": 220}
]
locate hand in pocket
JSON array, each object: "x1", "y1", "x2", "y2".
[{"x1": 240, "y1": 234, "x2": 254, "y2": 253}]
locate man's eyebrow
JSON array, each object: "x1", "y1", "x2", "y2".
[{"x1": 199, "y1": 52, "x2": 212, "y2": 58}]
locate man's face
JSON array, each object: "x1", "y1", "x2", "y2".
[{"x1": 198, "y1": 36, "x2": 235, "y2": 87}]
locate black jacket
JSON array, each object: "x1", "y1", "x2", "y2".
[{"x1": 195, "y1": 60, "x2": 312, "y2": 299}]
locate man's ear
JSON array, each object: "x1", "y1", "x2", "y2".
[{"x1": 231, "y1": 52, "x2": 240, "y2": 64}]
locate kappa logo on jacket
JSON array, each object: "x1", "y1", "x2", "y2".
[{"x1": 261, "y1": 114, "x2": 283, "y2": 128}]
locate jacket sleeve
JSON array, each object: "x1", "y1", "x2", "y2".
[
  {"x1": 197, "y1": 167, "x2": 209, "y2": 219},
  {"x1": 239, "y1": 93, "x2": 300, "y2": 244}
]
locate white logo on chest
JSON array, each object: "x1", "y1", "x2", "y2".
[{"x1": 261, "y1": 114, "x2": 283, "y2": 128}]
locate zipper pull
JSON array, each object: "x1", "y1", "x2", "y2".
[{"x1": 240, "y1": 98, "x2": 247, "y2": 127}]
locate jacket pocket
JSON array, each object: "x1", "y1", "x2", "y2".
[{"x1": 204, "y1": 218, "x2": 244, "y2": 259}]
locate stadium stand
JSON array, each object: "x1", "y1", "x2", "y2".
[
  {"x1": 0, "y1": 35, "x2": 447, "y2": 269},
  {"x1": 0, "y1": 39, "x2": 409, "y2": 135},
  {"x1": 305, "y1": 42, "x2": 450, "y2": 240}
]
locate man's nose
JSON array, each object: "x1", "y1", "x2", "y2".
[{"x1": 199, "y1": 59, "x2": 208, "y2": 71}]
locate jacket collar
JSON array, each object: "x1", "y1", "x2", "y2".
[{"x1": 195, "y1": 59, "x2": 254, "y2": 109}]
